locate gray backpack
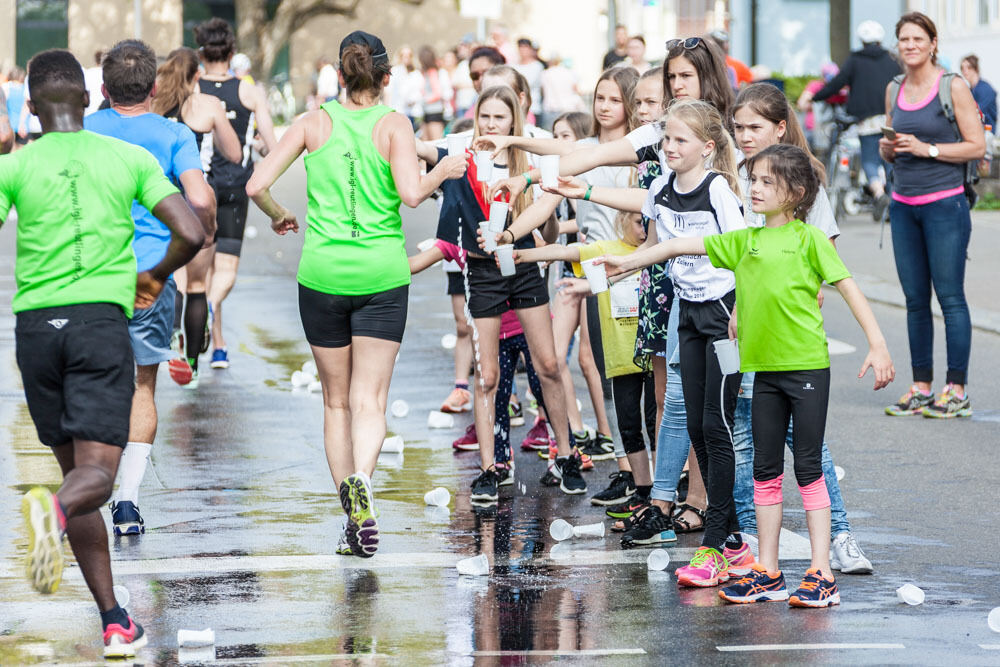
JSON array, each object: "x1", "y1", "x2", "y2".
[{"x1": 887, "y1": 72, "x2": 980, "y2": 207}]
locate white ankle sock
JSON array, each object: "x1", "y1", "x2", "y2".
[{"x1": 115, "y1": 442, "x2": 152, "y2": 504}]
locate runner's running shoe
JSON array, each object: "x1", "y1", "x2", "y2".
[
  {"x1": 553, "y1": 455, "x2": 586, "y2": 495},
  {"x1": 590, "y1": 471, "x2": 636, "y2": 506},
  {"x1": 539, "y1": 464, "x2": 560, "y2": 487},
  {"x1": 103, "y1": 615, "x2": 148, "y2": 658},
  {"x1": 185, "y1": 368, "x2": 199, "y2": 389},
  {"x1": 335, "y1": 522, "x2": 353, "y2": 556},
  {"x1": 605, "y1": 495, "x2": 649, "y2": 520},
  {"x1": 719, "y1": 564, "x2": 789, "y2": 604},
  {"x1": 167, "y1": 357, "x2": 193, "y2": 385},
  {"x1": 538, "y1": 440, "x2": 557, "y2": 460},
  {"x1": 620, "y1": 505, "x2": 676, "y2": 548},
  {"x1": 574, "y1": 446, "x2": 594, "y2": 471},
  {"x1": 830, "y1": 531, "x2": 873, "y2": 574},
  {"x1": 111, "y1": 501, "x2": 145, "y2": 536},
  {"x1": 339, "y1": 472, "x2": 378, "y2": 558},
  {"x1": 21, "y1": 487, "x2": 65, "y2": 594},
  {"x1": 788, "y1": 569, "x2": 840, "y2": 608},
  {"x1": 508, "y1": 401, "x2": 525, "y2": 426},
  {"x1": 922, "y1": 383, "x2": 972, "y2": 419},
  {"x1": 495, "y1": 461, "x2": 515, "y2": 487},
  {"x1": 470, "y1": 467, "x2": 500, "y2": 503},
  {"x1": 722, "y1": 542, "x2": 756, "y2": 577},
  {"x1": 452, "y1": 423, "x2": 479, "y2": 451},
  {"x1": 170, "y1": 329, "x2": 185, "y2": 356},
  {"x1": 884, "y1": 384, "x2": 934, "y2": 416},
  {"x1": 210, "y1": 348, "x2": 230, "y2": 369},
  {"x1": 580, "y1": 433, "x2": 615, "y2": 461},
  {"x1": 521, "y1": 417, "x2": 550, "y2": 451},
  {"x1": 440, "y1": 387, "x2": 471, "y2": 413},
  {"x1": 676, "y1": 547, "x2": 730, "y2": 587}
]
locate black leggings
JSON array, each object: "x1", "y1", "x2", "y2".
[
  {"x1": 678, "y1": 293, "x2": 741, "y2": 551},
  {"x1": 214, "y1": 189, "x2": 250, "y2": 257},
  {"x1": 611, "y1": 372, "x2": 656, "y2": 454},
  {"x1": 751, "y1": 369, "x2": 830, "y2": 487}
]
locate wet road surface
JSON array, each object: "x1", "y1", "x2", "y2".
[{"x1": 3, "y1": 165, "x2": 1000, "y2": 665}]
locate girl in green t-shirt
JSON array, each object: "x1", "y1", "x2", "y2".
[{"x1": 601, "y1": 144, "x2": 895, "y2": 609}]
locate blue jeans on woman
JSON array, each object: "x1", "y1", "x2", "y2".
[
  {"x1": 651, "y1": 306, "x2": 691, "y2": 503},
  {"x1": 889, "y1": 193, "x2": 972, "y2": 385},
  {"x1": 732, "y1": 373, "x2": 850, "y2": 535}
]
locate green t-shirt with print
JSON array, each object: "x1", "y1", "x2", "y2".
[
  {"x1": 573, "y1": 240, "x2": 643, "y2": 378},
  {"x1": 0, "y1": 131, "x2": 179, "y2": 317},
  {"x1": 703, "y1": 219, "x2": 851, "y2": 372}
]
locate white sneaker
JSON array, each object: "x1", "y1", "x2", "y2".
[{"x1": 830, "y1": 531, "x2": 873, "y2": 574}]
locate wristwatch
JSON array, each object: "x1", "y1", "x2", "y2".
[{"x1": 928, "y1": 144, "x2": 940, "y2": 158}]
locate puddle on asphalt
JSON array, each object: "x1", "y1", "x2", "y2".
[{"x1": 244, "y1": 324, "x2": 312, "y2": 388}]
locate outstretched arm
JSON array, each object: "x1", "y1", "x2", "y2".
[
  {"x1": 514, "y1": 244, "x2": 581, "y2": 265},
  {"x1": 542, "y1": 175, "x2": 647, "y2": 212},
  {"x1": 473, "y1": 134, "x2": 578, "y2": 159},
  {"x1": 833, "y1": 277, "x2": 895, "y2": 390},
  {"x1": 408, "y1": 244, "x2": 446, "y2": 274},
  {"x1": 602, "y1": 236, "x2": 706, "y2": 276},
  {"x1": 387, "y1": 114, "x2": 467, "y2": 207}
]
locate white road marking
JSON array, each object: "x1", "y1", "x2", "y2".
[
  {"x1": 717, "y1": 643, "x2": 905, "y2": 652},
  {"x1": 827, "y1": 337, "x2": 857, "y2": 355},
  {"x1": 472, "y1": 649, "x2": 646, "y2": 656},
  {"x1": 980, "y1": 645, "x2": 1000, "y2": 649}
]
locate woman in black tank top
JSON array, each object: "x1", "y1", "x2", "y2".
[{"x1": 194, "y1": 18, "x2": 278, "y2": 370}]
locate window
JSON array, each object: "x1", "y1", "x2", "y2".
[
  {"x1": 16, "y1": 0, "x2": 69, "y2": 67},
  {"x1": 979, "y1": 0, "x2": 990, "y2": 24}
]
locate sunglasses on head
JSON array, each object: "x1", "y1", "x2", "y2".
[{"x1": 665, "y1": 37, "x2": 702, "y2": 51}]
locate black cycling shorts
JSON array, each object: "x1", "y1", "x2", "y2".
[
  {"x1": 466, "y1": 255, "x2": 549, "y2": 319},
  {"x1": 15, "y1": 303, "x2": 135, "y2": 448},
  {"x1": 298, "y1": 283, "x2": 409, "y2": 348},
  {"x1": 214, "y1": 188, "x2": 250, "y2": 257},
  {"x1": 446, "y1": 271, "x2": 465, "y2": 296}
]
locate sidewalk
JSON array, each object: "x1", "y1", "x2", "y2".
[{"x1": 834, "y1": 209, "x2": 1000, "y2": 335}]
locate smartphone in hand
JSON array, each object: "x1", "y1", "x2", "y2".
[{"x1": 881, "y1": 126, "x2": 897, "y2": 141}]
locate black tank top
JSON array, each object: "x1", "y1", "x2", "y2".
[{"x1": 198, "y1": 77, "x2": 255, "y2": 190}]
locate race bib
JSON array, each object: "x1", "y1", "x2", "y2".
[{"x1": 610, "y1": 276, "x2": 640, "y2": 318}]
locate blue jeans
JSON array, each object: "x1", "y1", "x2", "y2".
[
  {"x1": 858, "y1": 133, "x2": 886, "y2": 187},
  {"x1": 651, "y1": 306, "x2": 691, "y2": 503},
  {"x1": 733, "y1": 372, "x2": 850, "y2": 535},
  {"x1": 889, "y1": 193, "x2": 972, "y2": 385}
]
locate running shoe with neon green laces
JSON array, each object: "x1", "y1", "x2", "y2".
[
  {"x1": 676, "y1": 546, "x2": 730, "y2": 587},
  {"x1": 922, "y1": 383, "x2": 972, "y2": 419},
  {"x1": 21, "y1": 487, "x2": 66, "y2": 594},
  {"x1": 884, "y1": 384, "x2": 934, "y2": 416}
]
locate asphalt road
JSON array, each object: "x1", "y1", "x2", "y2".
[{"x1": 2, "y1": 160, "x2": 1000, "y2": 665}]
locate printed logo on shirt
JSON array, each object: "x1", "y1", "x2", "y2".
[
  {"x1": 749, "y1": 246, "x2": 760, "y2": 257},
  {"x1": 47, "y1": 319, "x2": 69, "y2": 329},
  {"x1": 803, "y1": 382, "x2": 814, "y2": 391},
  {"x1": 60, "y1": 160, "x2": 86, "y2": 281}
]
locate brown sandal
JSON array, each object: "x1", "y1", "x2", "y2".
[
  {"x1": 672, "y1": 503, "x2": 706, "y2": 533},
  {"x1": 611, "y1": 504, "x2": 653, "y2": 532}
]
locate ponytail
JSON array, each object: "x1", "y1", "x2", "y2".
[{"x1": 341, "y1": 43, "x2": 390, "y2": 103}]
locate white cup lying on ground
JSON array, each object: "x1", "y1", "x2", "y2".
[
  {"x1": 424, "y1": 487, "x2": 451, "y2": 507},
  {"x1": 427, "y1": 411, "x2": 455, "y2": 428},
  {"x1": 647, "y1": 549, "x2": 671, "y2": 571},
  {"x1": 177, "y1": 628, "x2": 215, "y2": 647},
  {"x1": 896, "y1": 583, "x2": 925, "y2": 605},
  {"x1": 549, "y1": 518, "x2": 574, "y2": 541},
  {"x1": 456, "y1": 553, "x2": 489, "y2": 576}
]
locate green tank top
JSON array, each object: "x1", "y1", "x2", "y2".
[{"x1": 298, "y1": 101, "x2": 409, "y2": 295}]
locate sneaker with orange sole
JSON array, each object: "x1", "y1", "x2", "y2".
[
  {"x1": 440, "y1": 386, "x2": 471, "y2": 413},
  {"x1": 722, "y1": 542, "x2": 756, "y2": 577}
]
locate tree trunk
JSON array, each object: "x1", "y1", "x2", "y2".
[{"x1": 829, "y1": 1, "x2": 851, "y2": 66}]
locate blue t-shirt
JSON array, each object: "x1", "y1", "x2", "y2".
[
  {"x1": 4, "y1": 83, "x2": 26, "y2": 129},
  {"x1": 973, "y1": 79, "x2": 998, "y2": 129},
  {"x1": 85, "y1": 109, "x2": 201, "y2": 271}
]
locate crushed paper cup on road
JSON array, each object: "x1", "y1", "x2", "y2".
[
  {"x1": 291, "y1": 370, "x2": 311, "y2": 387},
  {"x1": 424, "y1": 486, "x2": 451, "y2": 507},
  {"x1": 835, "y1": 465, "x2": 845, "y2": 481},
  {"x1": 447, "y1": 134, "x2": 466, "y2": 157},
  {"x1": 441, "y1": 333, "x2": 457, "y2": 349},
  {"x1": 572, "y1": 522, "x2": 605, "y2": 538},
  {"x1": 580, "y1": 258, "x2": 608, "y2": 294},
  {"x1": 549, "y1": 518, "x2": 574, "y2": 541},
  {"x1": 539, "y1": 155, "x2": 560, "y2": 188},
  {"x1": 713, "y1": 338, "x2": 740, "y2": 375},
  {"x1": 988, "y1": 607, "x2": 1000, "y2": 632},
  {"x1": 427, "y1": 410, "x2": 455, "y2": 429},
  {"x1": 647, "y1": 549, "x2": 671, "y2": 571},
  {"x1": 245, "y1": 225, "x2": 258, "y2": 239},
  {"x1": 307, "y1": 380, "x2": 322, "y2": 393},
  {"x1": 177, "y1": 628, "x2": 215, "y2": 647},
  {"x1": 456, "y1": 553, "x2": 489, "y2": 576},
  {"x1": 896, "y1": 583, "x2": 925, "y2": 605},
  {"x1": 390, "y1": 399, "x2": 409, "y2": 418},
  {"x1": 382, "y1": 435, "x2": 404, "y2": 453},
  {"x1": 417, "y1": 238, "x2": 436, "y2": 252},
  {"x1": 113, "y1": 585, "x2": 130, "y2": 607}
]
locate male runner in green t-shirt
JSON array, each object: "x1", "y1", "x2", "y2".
[{"x1": 1, "y1": 49, "x2": 204, "y2": 658}]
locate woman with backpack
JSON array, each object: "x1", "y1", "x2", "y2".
[{"x1": 880, "y1": 11, "x2": 985, "y2": 420}]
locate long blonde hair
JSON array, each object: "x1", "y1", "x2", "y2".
[
  {"x1": 152, "y1": 47, "x2": 199, "y2": 117},
  {"x1": 664, "y1": 98, "x2": 741, "y2": 197},
  {"x1": 472, "y1": 85, "x2": 534, "y2": 217}
]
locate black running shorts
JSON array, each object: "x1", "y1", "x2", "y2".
[
  {"x1": 446, "y1": 271, "x2": 465, "y2": 296},
  {"x1": 15, "y1": 303, "x2": 135, "y2": 448},
  {"x1": 465, "y1": 256, "x2": 549, "y2": 319},
  {"x1": 214, "y1": 188, "x2": 250, "y2": 257},
  {"x1": 298, "y1": 283, "x2": 409, "y2": 348}
]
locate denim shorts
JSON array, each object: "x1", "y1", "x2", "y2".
[{"x1": 129, "y1": 278, "x2": 176, "y2": 366}]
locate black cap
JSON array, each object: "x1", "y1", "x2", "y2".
[{"x1": 339, "y1": 30, "x2": 389, "y2": 68}]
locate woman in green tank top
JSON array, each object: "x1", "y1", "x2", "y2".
[{"x1": 246, "y1": 32, "x2": 467, "y2": 558}]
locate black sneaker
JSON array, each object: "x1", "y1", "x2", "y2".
[
  {"x1": 621, "y1": 505, "x2": 677, "y2": 549},
  {"x1": 581, "y1": 434, "x2": 615, "y2": 461},
  {"x1": 495, "y1": 461, "x2": 515, "y2": 486},
  {"x1": 606, "y1": 495, "x2": 649, "y2": 520},
  {"x1": 590, "y1": 471, "x2": 636, "y2": 506},
  {"x1": 555, "y1": 456, "x2": 586, "y2": 495},
  {"x1": 539, "y1": 466, "x2": 560, "y2": 486},
  {"x1": 470, "y1": 467, "x2": 499, "y2": 503},
  {"x1": 110, "y1": 501, "x2": 145, "y2": 536}
]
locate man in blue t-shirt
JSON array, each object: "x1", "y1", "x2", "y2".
[{"x1": 85, "y1": 39, "x2": 216, "y2": 537}]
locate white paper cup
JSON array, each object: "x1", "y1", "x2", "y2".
[
  {"x1": 580, "y1": 259, "x2": 608, "y2": 294},
  {"x1": 113, "y1": 584, "x2": 130, "y2": 607},
  {"x1": 539, "y1": 155, "x2": 560, "y2": 188},
  {"x1": 834, "y1": 465, "x2": 845, "y2": 481},
  {"x1": 456, "y1": 553, "x2": 489, "y2": 576},
  {"x1": 713, "y1": 338, "x2": 741, "y2": 375},
  {"x1": 549, "y1": 518, "x2": 574, "y2": 541},
  {"x1": 447, "y1": 134, "x2": 466, "y2": 157},
  {"x1": 307, "y1": 380, "x2": 323, "y2": 393},
  {"x1": 177, "y1": 628, "x2": 215, "y2": 647},
  {"x1": 988, "y1": 607, "x2": 1000, "y2": 632},
  {"x1": 301, "y1": 360, "x2": 317, "y2": 376},
  {"x1": 427, "y1": 410, "x2": 455, "y2": 428},
  {"x1": 647, "y1": 549, "x2": 671, "y2": 571},
  {"x1": 572, "y1": 522, "x2": 605, "y2": 538},
  {"x1": 480, "y1": 221, "x2": 498, "y2": 253},
  {"x1": 178, "y1": 646, "x2": 216, "y2": 664},
  {"x1": 474, "y1": 151, "x2": 493, "y2": 181},
  {"x1": 489, "y1": 200, "x2": 508, "y2": 230},
  {"x1": 896, "y1": 583, "x2": 925, "y2": 605},
  {"x1": 291, "y1": 370, "x2": 311, "y2": 387},
  {"x1": 390, "y1": 399, "x2": 409, "y2": 418},
  {"x1": 441, "y1": 333, "x2": 457, "y2": 349},
  {"x1": 417, "y1": 238, "x2": 436, "y2": 252},
  {"x1": 424, "y1": 487, "x2": 451, "y2": 507},
  {"x1": 382, "y1": 435, "x2": 404, "y2": 453},
  {"x1": 244, "y1": 225, "x2": 258, "y2": 239},
  {"x1": 496, "y1": 244, "x2": 516, "y2": 277}
]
